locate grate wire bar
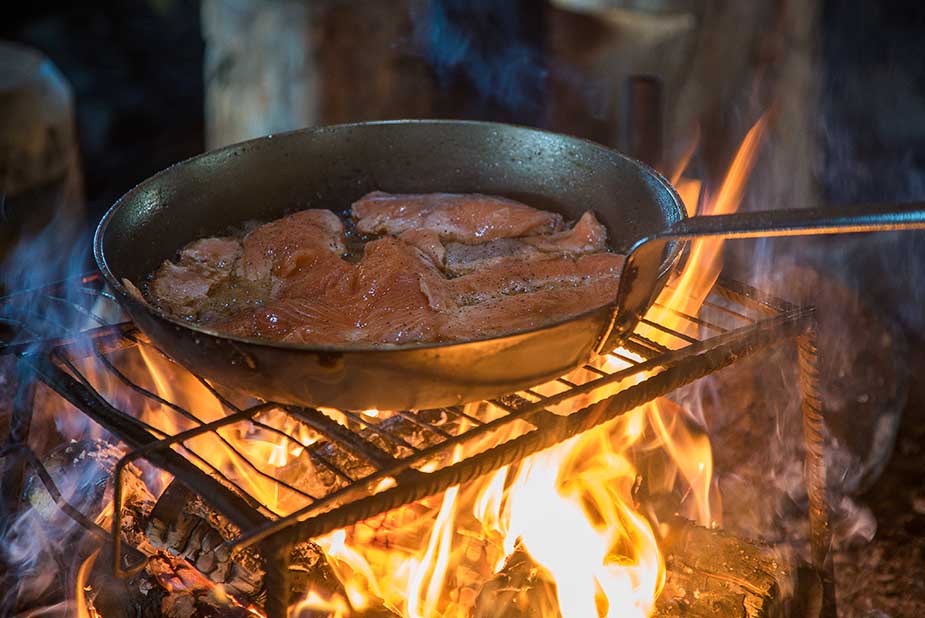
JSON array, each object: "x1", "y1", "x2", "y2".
[{"x1": 0, "y1": 271, "x2": 827, "y2": 616}]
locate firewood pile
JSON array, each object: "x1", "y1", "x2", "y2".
[{"x1": 17, "y1": 437, "x2": 795, "y2": 618}]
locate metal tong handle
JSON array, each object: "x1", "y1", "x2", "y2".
[{"x1": 596, "y1": 201, "x2": 925, "y2": 354}]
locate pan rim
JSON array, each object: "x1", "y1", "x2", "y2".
[{"x1": 94, "y1": 119, "x2": 686, "y2": 354}]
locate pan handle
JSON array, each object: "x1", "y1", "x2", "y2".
[
  {"x1": 595, "y1": 201, "x2": 925, "y2": 354},
  {"x1": 653, "y1": 200, "x2": 925, "y2": 244}
]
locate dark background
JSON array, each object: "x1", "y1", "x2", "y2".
[
  {"x1": 820, "y1": 0, "x2": 925, "y2": 204},
  {"x1": 2, "y1": 0, "x2": 205, "y2": 222},
  {"x1": 3, "y1": 0, "x2": 925, "y2": 222}
]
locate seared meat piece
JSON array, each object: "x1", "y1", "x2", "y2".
[
  {"x1": 181, "y1": 237, "x2": 243, "y2": 268},
  {"x1": 219, "y1": 251, "x2": 356, "y2": 342},
  {"x1": 345, "y1": 237, "x2": 445, "y2": 344},
  {"x1": 149, "y1": 237, "x2": 242, "y2": 318},
  {"x1": 218, "y1": 297, "x2": 353, "y2": 344},
  {"x1": 239, "y1": 209, "x2": 346, "y2": 281},
  {"x1": 352, "y1": 191, "x2": 562, "y2": 243},
  {"x1": 442, "y1": 212, "x2": 609, "y2": 276},
  {"x1": 398, "y1": 229, "x2": 446, "y2": 268},
  {"x1": 149, "y1": 193, "x2": 624, "y2": 345},
  {"x1": 433, "y1": 252, "x2": 624, "y2": 309},
  {"x1": 438, "y1": 278, "x2": 619, "y2": 341},
  {"x1": 444, "y1": 239, "x2": 541, "y2": 276},
  {"x1": 524, "y1": 211, "x2": 608, "y2": 255},
  {"x1": 219, "y1": 238, "x2": 444, "y2": 345}
]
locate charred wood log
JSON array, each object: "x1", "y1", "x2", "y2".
[
  {"x1": 655, "y1": 518, "x2": 793, "y2": 618},
  {"x1": 16, "y1": 438, "x2": 333, "y2": 615},
  {"x1": 90, "y1": 549, "x2": 254, "y2": 618},
  {"x1": 470, "y1": 545, "x2": 560, "y2": 618},
  {"x1": 472, "y1": 518, "x2": 793, "y2": 618},
  {"x1": 144, "y1": 480, "x2": 338, "y2": 608}
]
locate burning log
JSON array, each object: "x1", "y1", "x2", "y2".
[
  {"x1": 470, "y1": 545, "x2": 560, "y2": 618},
  {"x1": 89, "y1": 551, "x2": 257, "y2": 618},
  {"x1": 142, "y1": 481, "x2": 340, "y2": 609},
  {"x1": 472, "y1": 518, "x2": 793, "y2": 618},
  {"x1": 655, "y1": 518, "x2": 793, "y2": 618},
  {"x1": 14, "y1": 438, "x2": 341, "y2": 616},
  {"x1": 103, "y1": 404, "x2": 456, "y2": 616}
]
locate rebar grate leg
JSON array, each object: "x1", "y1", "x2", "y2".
[
  {"x1": 798, "y1": 324, "x2": 837, "y2": 618},
  {"x1": 263, "y1": 536, "x2": 292, "y2": 618}
]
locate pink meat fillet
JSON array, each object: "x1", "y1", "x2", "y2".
[
  {"x1": 239, "y1": 209, "x2": 346, "y2": 281},
  {"x1": 149, "y1": 237, "x2": 242, "y2": 318},
  {"x1": 147, "y1": 194, "x2": 624, "y2": 345},
  {"x1": 352, "y1": 191, "x2": 563, "y2": 243}
]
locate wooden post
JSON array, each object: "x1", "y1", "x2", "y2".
[{"x1": 201, "y1": 0, "x2": 321, "y2": 149}]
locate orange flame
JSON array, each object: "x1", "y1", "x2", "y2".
[
  {"x1": 494, "y1": 424, "x2": 665, "y2": 618},
  {"x1": 648, "y1": 114, "x2": 770, "y2": 329},
  {"x1": 76, "y1": 549, "x2": 102, "y2": 618},
  {"x1": 67, "y1": 116, "x2": 767, "y2": 618}
]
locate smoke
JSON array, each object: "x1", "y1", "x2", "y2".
[
  {"x1": 0, "y1": 200, "x2": 115, "y2": 611},
  {"x1": 1, "y1": 441, "x2": 120, "y2": 614},
  {"x1": 0, "y1": 205, "x2": 91, "y2": 336},
  {"x1": 414, "y1": 0, "x2": 549, "y2": 121}
]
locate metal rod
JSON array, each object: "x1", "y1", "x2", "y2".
[
  {"x1": 262, "y1": 536, "x2": 292, "y2": 618},
  {"x1": 26, "y1": 355, "x2": 269, "y2": 532},
  {"x1": 797, "y1": 322, "x2": 837, "y2": 618},
  {"x1": 189, "y1": 375, "x2": 357, "y2": 484},
  {"x1": 660, "y1": 201, "x2": 925, "y2": 244},
  {"x1": 286, "y1": 406, "x2": 398, "y2": 469},
  {"x1": 600, "y1": 204, "x2": 925, "y2": 354},
  {"x1": 236, "y1": 307, "x2": 813, "y2": 551}
]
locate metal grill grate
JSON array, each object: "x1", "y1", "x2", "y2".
[{"x1": 0, "y1": 272, "x2": 815, "y2": 567}]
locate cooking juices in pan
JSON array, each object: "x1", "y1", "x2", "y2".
[{"x1": 140, "y1": 192, "x2": 627, "y2": 346}]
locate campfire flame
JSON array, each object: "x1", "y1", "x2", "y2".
[
  {"x1": 48, "y1": 117, "x2": 765, "y2": 618},
  {"x1": 293, "y1": 118, "x2": 769, "y2": 618}
]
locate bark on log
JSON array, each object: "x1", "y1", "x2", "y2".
[
  {"x1": 655, "y1": 518, "x2": 793, "y2": 618},
  {"x1": 144, "y1": 480, "x2": 337, "y2": 608}
]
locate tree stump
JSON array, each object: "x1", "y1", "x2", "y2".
[
  {"x1": 0, "y1": 41, "x2": 85, "y2": 461},
  {"x1": 0, "y1": 40, "x2": 84, "y2": 279}
]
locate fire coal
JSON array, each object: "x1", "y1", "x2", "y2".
[
  {"x1": 0, "y1": 101, "x2": 860, "y2": 617},
  {"x1": 23, "y1": 435, "x2": 795, "y2": 618},
  {"x1": 0, "y1": 262, "x2": 828, "y2": 618}
]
